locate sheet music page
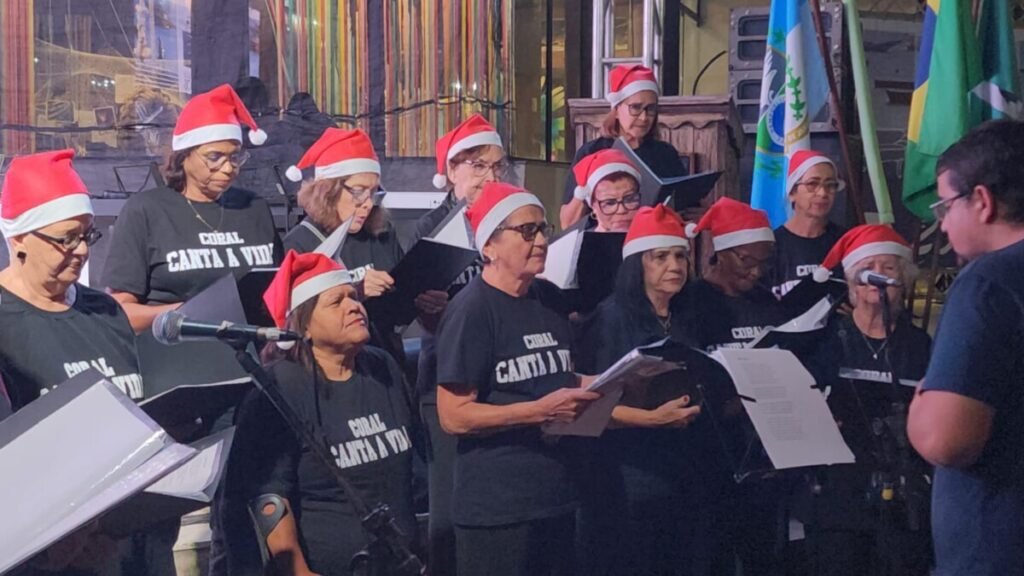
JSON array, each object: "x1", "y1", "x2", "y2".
[
  {"x1": 710, "y1": 348, "x2": 855, "y2": 469},
  {"x1": 746, "y1": 297, "x2": 833, "y2": 348},
  {"x1": 146, "y1": 426, "x2": 235, "y2": 501},
  {"x1": 543, "y1": 341, "x2": 681, "y2": 437}
]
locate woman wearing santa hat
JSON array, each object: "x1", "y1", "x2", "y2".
[
  {"x1": 0, "y1": 150, "x2": 157, "y2": 574},
  {"x1": 571, "y1": 148, "x2": 644, "y2": 233},
  {"x1": 282, "y1": 128, "x2": 403, "y2": 301},
  {"x1": 410, "y1": 113, "x2": 506, "y2": 576},
  {"x1": 680, "y1": 197, "x2": 791, "y2": 576},
  {"x1": 103, "y1": 84, "x2": 282, "y2": 332},
  {"x1": 769, "y1": 149, "x2": 847, "y2": 298},
  {"x1": 435, "y1": 182, "x2": 599, "y2": 575},
  {"x1": 560, "y1": 64, "x2": 686, "y2": 230},
  {"x1": 574, "y1": 204, "x2": 710, "y2": 576},
  {"x1": 219, "y1": 250, "x2": 418, "y2": 576},
  {"x1": 801, "y1": 225, "x2": 932, "y2": 576}
]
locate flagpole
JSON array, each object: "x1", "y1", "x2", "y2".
[{"x1": 808, "y1": 0, "x2": 866, "y2": 225}]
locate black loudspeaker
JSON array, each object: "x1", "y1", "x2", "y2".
[{"x1": 728, "y1": 3, "x2": 845, "y2": 134}]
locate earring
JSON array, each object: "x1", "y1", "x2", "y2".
[{"x1": 15, "y1": 251, "x2": 26, "y2": 261}]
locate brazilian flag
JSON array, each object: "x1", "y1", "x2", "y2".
[{"x1": 902, "y1": 0, "x2": 982, "y2": 221}]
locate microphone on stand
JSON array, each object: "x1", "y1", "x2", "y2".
[
  {"x1": 857, "y1": 270, "x2": 902, "y2": 288},
  {"x1": 153, "y1": 310, "x2": 301, "y2": 345}
]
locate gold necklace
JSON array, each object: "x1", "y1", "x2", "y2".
[{"x1": 185, "y1": 196, "x2": 224, "y2": 232}]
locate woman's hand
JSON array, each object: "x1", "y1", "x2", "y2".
[
  {"x1": 414, "y1": 290, "x2": 449, "y2": 316},
  {"x1": 648, "y1": 395, "x2": 701, "y2": 428},
  {"x1": 533, "y1": 388, "x2": 601, "y2": 423},
  {"x1": 361, "y1": 269, "x2": 396, "y2": 299}
]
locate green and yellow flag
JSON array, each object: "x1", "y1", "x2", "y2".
[{"x1": 902, "y1": 0, "x2": 982, "y2": 221}]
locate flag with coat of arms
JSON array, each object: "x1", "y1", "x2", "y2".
[{"x1": 750, "y1": 0, "x2": 832, "y2": 228}]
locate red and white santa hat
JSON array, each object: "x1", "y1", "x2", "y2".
[
  {"x1": 433, "y1": 114, "x2": 504, "y2": 189},
  {"x1": 1, "y1": 149, "x2": 93, "y2": 238},
  {"x1": 622, "y1": 204, "x2": 689, "y2": 259},
  {"x1": 572, "y1": 149, "x2": 642, "y2": 203},
  {"x1": 812, "y1": 224, "x2": 912, "y2": 283},
  {"x1": 172, "y1": 84, "x2": 267, "y2": 151},
  {"x1": 285, "y1": 128, "x2": 380, "y2": 183},
  {"x1": 685, "y1": 197, "x2": 774, "y2": 251},
  {"x1": 465, "y1": 182, "x2": 545, "y2": 252},
  {"x1": 263, "y1": 250, "x2": 355, "y2": 333},
  {"x1": 787, "y1": 149, "x2": 836, "y2": 194},
  {"x1": 607, "y1": 64, "x2": 660, "y2": 107}
]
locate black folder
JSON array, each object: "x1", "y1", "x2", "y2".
[
  {"x1": 137, "y1": 275, "x2": 254, "y2": 427},
  {"x1": 611, "y1": 137, "x2": 721, "y2": 208},
  {"x1": 237, "y1": 267, "x2": 278, "y2": 327},
  {"x1": 365, "y1": 238, "x2": 479, "y2": 327},
  {"x1": 618, "y1": 342, "x2": 709, "y2": 410},
  {"x1": 778, "y1": 276, "x2": 847, "y2": 318}
]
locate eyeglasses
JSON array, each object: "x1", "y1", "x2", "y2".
[
  {"x1": 341, "y1": 184, "x2": 379, "y2": 205},
  {"x1": 795, "y1": 178, "x2": 846, "y2": 195},
  {"x1": 594, "y1": 192, "x2": 642, "y2": 215},
  {"x1": 460, "y1": 160, "x2": 508, "y2": 179},
  {"x1": 197, "y1": 149, "x2": 250, "y2": 171},
  {"x1": 929, "y1": 191, "x2": 972, "y2": 221},
  {"x1": 724, "y1": 249, "x2": 773, "y2": 273},
  {"x1": 495, "y1": 221, "x2": 554, "y2": 242},
  {"x1": 31, "y1": 228, "x2": 103, "y2": 251},
  {"x1": 625, "y1": 103, "x2": 658, "y2": 118}
]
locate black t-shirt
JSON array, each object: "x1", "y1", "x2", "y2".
[
  {"x1": 922, "y1": 239, "x2": 1024, "y2": 576},
  {"x1": 680, "y1": 279, "x2": 789, "y2": 352},
  {"x1": 805, "y1": 314, "x2": 931, "y2": 531},
  {"x1": 283, "y1": 218, "x2": 404, "y2": 283},
  {"x1": 103, "y1": 186, "x2": 282, "y2": 304},
  {"x1": 0, "y1": 285, "x2": 142, "y2": 411},
  {"x1": 770, "y1": 222, "x2": 845, "y2": 298},
  {"x1": 562, "y1": 137, "x2": 687, "y2": 205},
  {"x1": 435, "y1": 276, "x2": 579, "y2": 526},
  {"x1": 576, "y1": 294, "x2": 702, "y2": 479},
  {"x1": 224, "y1": 350, "x2": 416, "y2": 576}
]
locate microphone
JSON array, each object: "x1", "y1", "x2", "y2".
[
  {"x1": 153, "y1": 310, "x2": 301, "y2": 345},
  {"x1": 857, "y1": 270, "x2": 902, "y2": 287}
]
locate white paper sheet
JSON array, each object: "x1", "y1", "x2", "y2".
[
  {"x1": 745, "y1": 297, "x2": 833, "y2": 349},
  {"x1": 710, "y1": 348, "x2": 855, "y2": 469},
  {"x1": 539, "y1": 227, "x2": 584, "y2": 290},
  {"x1": 146, "y1": 426, "x2": 235, "y2": 502},
  {"x1": 430, "y1": 203, "x2": 475, "y2": 250}
]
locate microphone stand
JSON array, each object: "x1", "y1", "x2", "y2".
[{"x1": 228, "y1": 340, "x2": 425, "y2": 576}]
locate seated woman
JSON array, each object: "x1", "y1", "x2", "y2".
[
  {"x1": 560, "y1": 64, "x2": 686, "y2": 229},
  {"x1": 103, "y1": 84, "x2": 282, "y2": 332},
  {"x1": 0, "y1": 150, "x2": 156, "y2": 574},
  {"x1": 770, "y1": 150, "x2": 846, "y2": 298},
  {"x1": 571, "y1": 148, "x2": 643, "y2": 232},
  {"x1": 220, "y1": 250, "x2": 418, "y2": 576},
  {"x1": 575, "y1": 205, "x2": 708, "y2": 576},
  {"x1": 803, "y1": 225, "x2": 932, "y2": 576},
  {"x1": 435, "y1": 182, "x2": 599, "y2": 575},
  {"x1": 282, "y1": 128, "x2": 406, "y2": 362}
]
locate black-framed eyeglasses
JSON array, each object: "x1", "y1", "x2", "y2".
[
  {"x1": 197, "y1": 149, "x2": 250, "y2": 171},
  {"x1": 929, "y1": 191, "x2": 972, "y2": 221},
  {"x1": 795, "y1": 178, "x2": 846, "y2": 195},
  {"x1": 724, "y1": 249, "x2": 773, "y2": 273},
  {"x1": 625, "y1": 103, "x2": 658, "y2": 118},
  {"x1": 31, "y1": 228, "x2": 103, "y2": 251},
  {"x1": 594, "y1": 192, "x2": 642, "y2": 215},
  {"x1": 495, "y1": 221, "x2": 554, "y2": 242},
  {"x1": 460, "y1": 160, "x2": 508, "y2": 179}
]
